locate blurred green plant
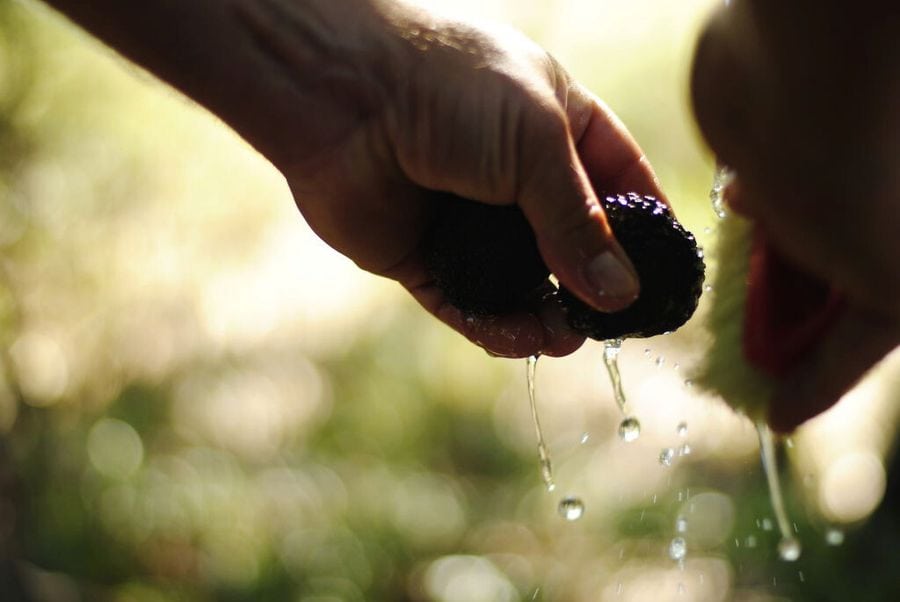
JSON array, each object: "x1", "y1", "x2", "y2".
[{"x1": 0, "y1": 1, "x2": 897, "y2": 602}]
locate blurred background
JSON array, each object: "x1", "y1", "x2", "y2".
[{"x1": 0, "y1": 0, "x2": 898, "y2": 600}]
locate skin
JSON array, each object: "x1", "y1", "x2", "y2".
[
  {"x1": 43, "y1": 0, "x2": 665, "y2": 359},
  {"x1": 691, "y1": 0, "x2": 900, "y2": 431}
]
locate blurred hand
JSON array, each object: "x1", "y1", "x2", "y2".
[
  {"x1": 234, "y1": 0, "x2": 665, "y2": 358},
  {"x1": 691, "y1": 0, "x2": 900, "y2": 431}
]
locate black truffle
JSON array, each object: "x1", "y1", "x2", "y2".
[
  {"x1": 560, "y1": 193, "x2": 705, "y2": 339},
  {"x1": 422, "y1": 192, "x2": 549, "y2": 315}
]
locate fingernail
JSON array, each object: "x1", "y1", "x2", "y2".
[{"x1": 585, "y1": 251, "x2": 639, "y2": 303}]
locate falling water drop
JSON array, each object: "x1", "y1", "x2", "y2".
[
  {"x1": 659, "y1": 447, "x2": 676, "y2": 467},
  {"x1": 825, "y1": 528, "x2": 845, "y2": 546},
  {"x1": 668, "y1": 537, "x2": 687, "y2": 561},
  {"x1": 618, "y1": 417, "x2": 641, "y2": 442},
  {"x1": 558, "y1": 496, "x2": 585, "y2": 521},
  {"x1": 778, "y1": 537, "x2": 802, "y2": 562},
  {"x1": 526, "y1": 356, "x2": 555, "y2": 492}
]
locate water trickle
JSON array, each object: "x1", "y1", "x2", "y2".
[
  {"x1": 526, "y1": 356, "x2": 555, "y2": 492},
  {"x1": 659, "y1": 447, "x2": 676, "y2": 466},
  {"x1": 710, "y1": 164, "x2": 732, "y2": 219},
  {"x1": 676, "y1": 422, "x2": 688, "y2": 437},
  {"x1": 668, "y1": 537, "x2": 687, "y2": 561},
  {"x1": 757, "y1": 422, "x2": 803, "y2": 561},
  {"x1": 603, "y1": 339, "x2": 642, "y2": 443},
  {"x1": 558, "y1": 496, "x2": 585, "y2": 521},
  {"x1": 603, "y1": 340, "x2": 627, "y2": 414}
]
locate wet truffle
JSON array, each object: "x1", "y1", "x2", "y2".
[{"x1": 560, "y1": 193, "x2": 705, "y2": 339}]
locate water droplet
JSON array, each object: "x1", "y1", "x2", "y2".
[
  {"x1": 798, "y1": 571, "x2": 805, "y2": 583},
  {"x1": 618, "y1": 417, "x2": 641, "y2": 442},
  {"x1": 580, "y1": 432, "x2": 590, "y2": 444},
  {"x1": 679, "y1": 443, "x2": 692, "y2": 456},
  {"x1": 675, "y1": 516, "x2": 688, "y2": 533},
  {"x1": 531, "y1": 588, "x2": 540, "y2": 601},
  {"x1": 677, "y1": 582, "x2": 686, "y2": 595},
  {"x1": 699, "y1": 572, "x2": 705, "y2": 585},
  {"x1": 673, "y1": 362, "x2": 680, "y2": 371},
  {"x1": 676, "y1": 422, "x2": 688, "y2": 437},
  {"x1": 644, "y1": 348, "x2": 651, "y2": 357},
  {"x1": 704, "y1": 284, "x2": 713, "y2": 293},
  {"x1": 703, "y1": 227, "x2": 712, "y2": 234},
  {"x1": 696, "y1": 248, "x2": 705, "y2": 259},
  {"x1": 825, "y1": 528, "x2": 845, "y2": 546},
  {"x1": 778, "y1": 537, "x2": 802, "y2": 562},
  {"x1": 558, "y1": 496, "x2": 584, "y2": 521},
  {"x1": 651, "y1": 494, "x2": 658, "y2": 504},
  {"x1": 668, "y1": 537, "x2": 687, "y2": 561},
  {"x1": 659, "y1": 447, "x2": 676, "y2": 466},
  {"x1": 683, "y1": 379, "x2": 693, "y2": 389},
  {"x1": 655, "y1": 356, "x2": 665, "y2": 367},
  {"x1": 616, "y1": 582, "x2": 624, "y2": 595},
  {"x1": 745, "y1": 535, "x2": 757, "y2": 548},
  {"x1": 785, "y1": 437, "x2": 795, "y2": 448},
  {"x1": 761, "y1": 518, "x2": 774, "y2": 531},
  {"x1": 734, "y1": 538, "x2": 741, "y2": 547}
]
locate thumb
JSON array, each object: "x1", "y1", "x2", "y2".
[{"x1": 515, "y1": 109, "x2": 639, "y2": 312}]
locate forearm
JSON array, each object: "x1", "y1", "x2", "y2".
[{"x1": 43, "y1": 0, "x2": 412, "y2": 169}]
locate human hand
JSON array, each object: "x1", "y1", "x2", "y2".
[
  {"x1": 691, "y1": 0, "x2": 900, "y2": 431},
  {"x1": 234, "y1": 0, "x2": 665, "y2": 358}
]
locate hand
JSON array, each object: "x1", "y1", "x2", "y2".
[
  {"x1": 233, "y1": 0, "x2": 665, "y2": 358},
  {"x1": 691, "y1": 0, "x2": 900, "y2": 430}
]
